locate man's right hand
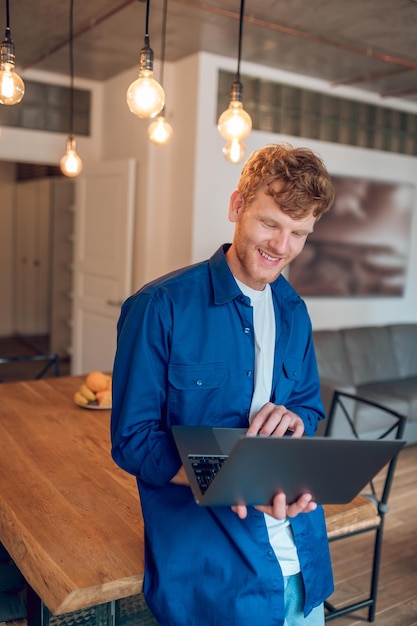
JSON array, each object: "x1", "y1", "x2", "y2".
[{"x1": 170, "y1": 465, "x2": 190, "y2": 485}]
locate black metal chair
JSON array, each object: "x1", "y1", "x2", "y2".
[
  {"x1": 323, "y1": 390, "x2": 407, "y2": 622},
  {"x1": 0, "y1": 353, "x2": 60, "y2": 382}
]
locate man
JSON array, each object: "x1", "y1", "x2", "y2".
[{"x1": 111, "y1": 144, "x2": 335, "y2": 625}]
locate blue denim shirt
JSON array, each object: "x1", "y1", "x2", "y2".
[{"x1": 111, "y1": 244, "x2": 334, "y2": 626}]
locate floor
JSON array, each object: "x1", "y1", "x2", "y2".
[{"x1": 325, "y1": 443, "x2": 417, "y2": 626}]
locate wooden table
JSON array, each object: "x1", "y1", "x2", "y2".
[{"x1": 0, "y1": 375, "x2": 145, "y2": 624}]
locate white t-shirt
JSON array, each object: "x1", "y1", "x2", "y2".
[{"x1": 236, "y1": 279, "x2": 301, "y2": 576}]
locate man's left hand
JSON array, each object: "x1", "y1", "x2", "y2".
[{"x1": 232, "y1": 492, "x2": 317, "y2": 520}]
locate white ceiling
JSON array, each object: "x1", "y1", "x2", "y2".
[{"x1": 7, "y1": 0, "x2": 417, "y2": 103}]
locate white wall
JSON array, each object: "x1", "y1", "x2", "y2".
[{"x1": 1, "y1": 55, "x2": 416, "y2": 337}]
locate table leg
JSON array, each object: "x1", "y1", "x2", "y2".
[{"x1": 26, "y1": 585, "x2": 42, "y2": 626}]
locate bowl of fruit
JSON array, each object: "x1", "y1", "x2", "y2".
[{"x1": 74, "y1": 371, "x2": 112, "y2": 409}]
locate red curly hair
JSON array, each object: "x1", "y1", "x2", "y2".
[{"x1": 238, "y1": 144, "x2": 335, "y2": 220}]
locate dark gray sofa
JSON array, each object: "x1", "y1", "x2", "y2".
[{"x1": 313, "y1": 323, "x2": 417, "y2": 444}]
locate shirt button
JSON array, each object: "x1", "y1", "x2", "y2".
[
  {"x1": 196, "y1": 380, "x2": 203, "y2": 386},
  {"x1": 244, "y1": 327, "x2": 250, "y2": 334},
  {"x1": 246, "y1": 370, "x2": 252, "y2": 377},
  {"x1": 267, "y1": 550, "x2": 274, "y2": 557}
]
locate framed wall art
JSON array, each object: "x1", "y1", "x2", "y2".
[{"x1": 289, "y1": 175, "x2": 415, "y2": 297}]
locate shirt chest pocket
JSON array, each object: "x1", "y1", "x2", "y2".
[
  {"x1": 168, "y1": 363, "x2": 228, "y2": 424},
  {"x1": 282, "y1": 357, "x2": 303, "y2": 382},
  {"x1": 273, "y1": 357, "x2": 303, "y2": 405}
]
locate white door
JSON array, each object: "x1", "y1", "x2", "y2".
[
  {"x1": 15, "y1": 179, "x2": 51, "y2": 335},
  {"x1": 71, "y1": 159, "x2": 136, "y2": 375}
]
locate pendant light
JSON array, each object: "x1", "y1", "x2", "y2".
[
  {"x1": 127, "y1": 0, "x2": 165, "y2": 119},
  {"x1": 0, "y1": 0, "x2": 24, "y2": 105},
  {"x1": 148, "y1": 0, "x2": 172, "y2": 145},
  {"x1": 148, "y1": 113, "x2": 173, "y2": 144},
  {"x1": 222, "y1": 139, "x2": 246, "y2": 164},
  {"x1": 60, "y1": 0, "x2": 82, "y2": 178},
  {"x1": 217, "y1": 0, "x2": 252, "y2": 164}
]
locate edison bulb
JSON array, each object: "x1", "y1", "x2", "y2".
[
  {"x1": 127, "y1": 69, "x2": 165, "y2": 119},
  {"x1": 223, "y1": 139, "x2": 246, "y2": 164},
  {"x1": 60, "y1": 137, "x2": 83, "y2": 178},
  {"x1": 217, "y1": 100, "x2": 252, "y2": 142},
  {"x1": 0, "y1": 62, "x2": 24, "y2": 105},
  {"x1": 148, "y1": 115, "x2": 173, "y2": 145}
]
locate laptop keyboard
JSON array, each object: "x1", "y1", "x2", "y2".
[{"x1": 189, "y1": 455, "x2": 228, "y2": 494}]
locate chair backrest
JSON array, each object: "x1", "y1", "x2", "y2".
[
  {"x1": 0, "y1": 353, "x2": 60, "y2": 382},
  {"x1": 324, "y1": 390, "x2": 407, "y2": 507}
]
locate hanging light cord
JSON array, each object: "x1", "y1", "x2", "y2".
[
  {"x1": 69, "y1": 0, "x2": 75, "y2": 137},
  {"x1": 3, "y1": 0, "x2": 12, "y2": 42},
  {"x1": 144, "y1": 0, "x2": 151, "y2": 47},
  {"x1": 5, "y1": 0, "x2": 10, "y2": 32},
  {"x1": 236, "y1": 0, "x2": 245, "y2": 81},
  {"x1": 159, "y1": 0, "x2": 168, "y2": 86}
]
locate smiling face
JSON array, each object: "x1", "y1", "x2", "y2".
[{"x1": 226, "y1": 186, "x2": 316, "y2": 290}]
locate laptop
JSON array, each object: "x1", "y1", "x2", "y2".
[{"x1": 172, "y1": 425, "x2": 406, "y2": 507}]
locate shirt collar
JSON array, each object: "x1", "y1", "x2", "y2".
[{"x1": 209, "y1": 244, "x2": 242, "y2": 305}]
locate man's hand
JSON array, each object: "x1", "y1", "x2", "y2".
[
  {"x1": 231, "y1": 402, "x2": 316, "y2": 519},
  {"x1": 232, "y1": 492, "x2": 317, "y2": 520},
  {"x1": 170, "y1": 465, "x2": 189, "y2": 485},
  {"x1": 247, "y1": 402, "x2": 305, "y2": 438}
]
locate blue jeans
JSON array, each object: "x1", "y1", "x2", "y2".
[{"x1": 283, "y1": 574, "x2": 324, "y2": 626}]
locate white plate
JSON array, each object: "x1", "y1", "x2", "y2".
[{"x1": 74, "y1": 400, "x2": 112, "y2": 410}]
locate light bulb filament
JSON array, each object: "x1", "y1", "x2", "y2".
[
  {"x1": 148, "y1": 115, "x2": 173, "y2": 145},
  {"x1": 60, "y1": 136, "x2": 83, "y2": 178},
  {"x1": 0, "y1": 65, "x2": 15, "y2": 97},
  {"x1": 222, "y1": 139, "x2": 246, "y2": 164},
  {"x1": 0, "y1": 47, "x2": 25, "y2": 105}
]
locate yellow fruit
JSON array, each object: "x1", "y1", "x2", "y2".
[
  {"x1": 79, "y1": 384, "x2": 96, "y2": 402},
  {"x1": 86, "y1": 371, "x2": 111, "y2": 392},
  {"x1": 74, "y1": 391, "x2": 89, "y2": 406}
]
